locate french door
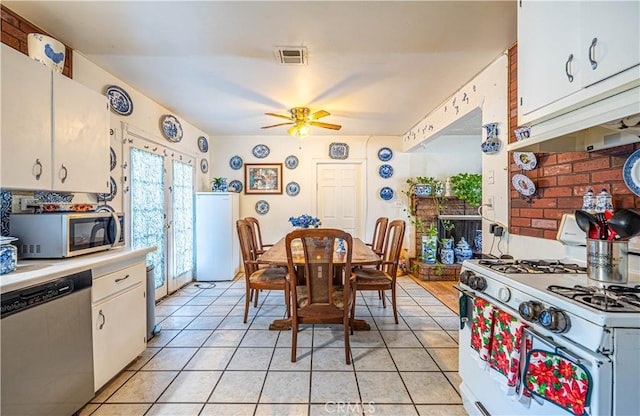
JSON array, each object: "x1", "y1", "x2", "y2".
[{"x1": 127, "y1": 140, "x2": 195, "y2": 300}]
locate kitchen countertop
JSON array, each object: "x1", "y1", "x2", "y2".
[{"x1": 0, "y1": 246, "x2": 156, "y2": 293}]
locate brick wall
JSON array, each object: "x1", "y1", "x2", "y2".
[
  {"x1": 1, "y1": 5, "x2": 72, "y2": 77},
  {"x1": 508, "y1": 44, "x2": 640, "y2": 240}
]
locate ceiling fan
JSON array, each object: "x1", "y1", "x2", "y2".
[{"x1": 261, "y1": 107, "x2": 342, "y2": 137}]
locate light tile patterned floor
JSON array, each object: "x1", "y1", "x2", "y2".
[{"x1": 80, "y1": 276, "x2": 466, "y2": 416}]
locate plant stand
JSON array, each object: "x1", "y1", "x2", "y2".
[{"x1": 409, "y1": 258, "x2": 460, "y2": 281}]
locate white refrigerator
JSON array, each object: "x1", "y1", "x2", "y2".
[{"x1": 195, "y1": 192, "x2": 240, "y2": 281}]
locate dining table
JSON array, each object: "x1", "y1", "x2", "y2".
[{"x1": 258, "y1": 236, "x2": 381, "y2": 330}]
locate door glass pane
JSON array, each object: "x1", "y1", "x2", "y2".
[
  {"x1": 130, "y1": 148, "x2": 166, "y2": 289},
  {"x1": 172, "y1": 160, "x2": 194, "y2": 277}
]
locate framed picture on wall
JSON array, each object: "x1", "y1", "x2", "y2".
[{"x1": 244, "y1": 163, "x2": 283, "y2": 194}]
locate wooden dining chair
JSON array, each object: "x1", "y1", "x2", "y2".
[
  {"x1": 353, "y1": 219, "x2": 406, "y2": 323},
  {"x1": 245, "y1": 216, "x2": 273, "y2": 255},
  {"x1": 366, "y1": 217, "x2": 388, "y2": 255},
  {"x1": 285, "y1": 228, "x2": 356, "y2": 364},
  {"x1": 236, "y1": 219, "x2": 289, "y2": 323}
]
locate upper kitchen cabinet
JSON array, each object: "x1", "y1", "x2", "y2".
[
  {"x1": 518, "y1": 0, "x2": 640, "y2": 125},
  {"x1": 1, "y1": 44, "x2": 110, "y2": 193}
]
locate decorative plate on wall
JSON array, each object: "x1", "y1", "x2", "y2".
[
  {"x1": 623, "y1": 148, "x2": 640, "y2": 197},
  {"x1": 228, "y1": 180, "x2": 243, "y2": 193},
  {"x1": 105, "y1": 85, "x2": 133, "y2": 116},
  {"x1": 379, "y1": 187, "x2": 394, "y2": 200},
  {"x1": 110, "y1": 147, "x2": 117, "y2": 171},
  {"x1": 161, "y1": 115, "x2": 183, "y2": 143},
  {"x1": 513, "y1": 152, "x2": 537, "y2": 170},
  {"x1": 285, "y1": 155, "x2": 299, "y2": 169},
  {"x1": 229, "y1": 155, "x2": 243, "y2": 170},
  {"x1": 95, "y1": 204, "x2": 115, "y2": 213},
  {"x1": 379, "y1": 164, "x2": 394, "y2": 178},
  {"x1": 200, "y1": 158, "x2": 209, "y2": 173},
  {"x1": 255, "y1": 200, "x2": 270, "y2": 215},
  {"x1": 197, "y1": 136, "x2": 209, "y2": 153},
  {"x1": 512, "y1": 174, "x2": 536, "y2": 196},
  {"x1": 286, "y1": 181, "x2": 300, "y2": 196},
  {"x1": 377, "y1": 147, "x2": 393, "y2": 161},
  {"x1": 97, "y1": 177, "x2": 117, "y2": 202},
  {"x1": 329, "y1": 142, "x2": 349, "y2": 160},
  {"x1": 252, "y1": 144, "x2": 270, "y2": 158}
]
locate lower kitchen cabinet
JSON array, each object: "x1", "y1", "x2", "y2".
[{"x1": 92, "y1": 261, "x2": 146, "y2": 391}]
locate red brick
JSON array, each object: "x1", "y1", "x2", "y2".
[
  {"x1": 541, "y1": 187, "x2": 572, "y2": 197},
  {"x1": 1, "y1": 19, "x2": 24, "y2": 39},
  {"x1": 538, "y1": 154, "x2": 557, "y2": 165},
  {"x1": 544, "y1": 230, "x2": 558, "y2": 239},
  {"x1": 521, "y1": 208, "x2": 544, "y2": 217},
  {"x1": 1, "y1": 33, "x2": 19, "y2": 49},
  {"x1": 557, "y1": 152, "x2": 589, "y2": 163},
  {"x1": 591, "y1": 170, "x2": 623, "y2": 183},
  {"x1": 557, "y1": 174, "x2": 590, "y2": 186},
  {"x1": 532, "y1": 219, "x2": 557, "y2": 229},
  {"x1": 511, "y1": 208, "x2": 520, "y2": 217},
  {"x1": 531, "y1": 198, "x2": 557, "y2": 208},
  {"x1": 537, "y1": 177, "x2": 557, "y2": 188},
  {"x1": 519, "y1": 228, "x2": 544, "y2": 238},
  {"x1": 573, "y1": 158, "x2": 611, "y2": 172},
  {"x1": 557, "y1": 197, "x2": 582, "y2": 209},
  {"x1": 543, "y1": 209, "x2": 568, "y2": 220},
  {"x1": 511, "y1": 217, "x2": 531, "y2": 227},
  {"x1": 543, "y1": 164, "x2": 572, "y2": 176}
]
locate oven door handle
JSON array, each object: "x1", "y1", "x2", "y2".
[
  {"x1": 523, "y1": 326, "x2": 584, "y2": 364},
  {"x1": 452, "y1": 284, "x2": 475, "y2": 299}
]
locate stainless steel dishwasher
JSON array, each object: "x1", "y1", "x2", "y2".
[{"x1": 1, "y1": 269, "x2": 94, "y2": 416}]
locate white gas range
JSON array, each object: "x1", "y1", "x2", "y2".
[{"x1": 456, "y1": 258, "x2": 640, "y2": 416}]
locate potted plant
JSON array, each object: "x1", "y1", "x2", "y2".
[
  {"x1": 449, "y1": 173, "x2": 482, "y2": 207},
  {"x1": 211, "y1": 177, "x2": 228, "y2": 192}
]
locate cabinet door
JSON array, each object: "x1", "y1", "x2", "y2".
[
  {"x1": 518, "y1": 0, "x2": 581, "y2": 117},
  {"x1": 52, "y1": 73, "x2": 110, "y2": 193},
  {"x1": 92, "y1": 284, "x2": 146, "y2": 391},
  {"x1": 581, "y1": 1, "x2": 640, "y2": 87},
  {"x1": 0, "y1": 45, "x2": 52, "y2": 189}
]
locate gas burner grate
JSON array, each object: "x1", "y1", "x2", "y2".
[
  {"x1": 478, "y1": 259, "x2": 587, "y2": 274},
  {"x1": 548, "y1": 284, "x2": 640, "y2": 312}
]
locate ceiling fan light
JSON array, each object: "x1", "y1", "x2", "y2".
[{"x1": 297, "y1": 124, "x2": 310, "y2": 137}]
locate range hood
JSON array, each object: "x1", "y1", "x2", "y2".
[{"x1": 508, "y1": 86, "x2": 640, "y2": 153}]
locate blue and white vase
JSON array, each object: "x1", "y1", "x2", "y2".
[
  {"x1": 421, "y1": 235, "x2": 437, "y2": 264},
  {"x1": 211, "y1": 178, "x2": 228, "y2": 192},
  {"x1": 440, "y1": 238, "x2": 454, "y2": 265},
  {"x1": 335, "y1": 238, "x2": 346, "y2": 254},
  {"x1": 474, "y1": 230, "x2": 483, "y2": 253},
  {"x1": 454, "y1": 237, "x2": 473, "y2": 264}
]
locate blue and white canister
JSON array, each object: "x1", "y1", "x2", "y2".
[
  {"x1": 474, "y1": 230, "x2": 482, "y2": 253},
  {"x1": 595, "y1": 188, "x2": 613, "y2": 213},
  {"x1": 440, "y1": 239, "x2": 454, "y2": 265},
  {"x1": 454, "y1": 237, "x2": 473, "y2": 264},
  {"x1": 582, "y1": 188, "x2": 597, "y2": 213},
  {"x1": 422, "y1": 236, "x2": 437, "y2": 264}
]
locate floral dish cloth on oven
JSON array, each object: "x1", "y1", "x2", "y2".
[
  {"x1": 488, "y1": 308, "x2": 529, "y2": 393},
  {"x1": 470, "y1": 297, "x2": 494, "y2": 365},
  {"x1": 524, "y1": 349, "x2": 592, "y2": 416}
]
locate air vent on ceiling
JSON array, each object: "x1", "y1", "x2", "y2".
[{"x1": 274, "y1": 46, "x2": 307, "y2": 65}]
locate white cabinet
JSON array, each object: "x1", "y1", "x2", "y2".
[
  {"x1": 0, "y1": 44, "x2": 110, "y2": 193},
  {"x1": 92, "y1": 261, "x2": 146, "y2": 391},
  {"x1": 518, "y1": 0, "x2": 640, "y2": 124}
]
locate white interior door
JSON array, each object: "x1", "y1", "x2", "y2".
[{"x1": 315, "y1": 162, "x2": 364, "y2": 238}]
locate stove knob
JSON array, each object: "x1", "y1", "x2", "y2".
[
  {"x1": 498, "y1": 287, "x2": 511, "y2": 302},
  {"x1": 518, "y1": 301, "x2": 542, "y2": 321},
  {"x1": 468, "y1": 275, "x2": 487, "y2": 291},
  {"x1": 539, "y1": 308, "x2": 570, "y2": 333},
  {"x1": 459, "y1": 270, "x2": 474, "y2": 285}
]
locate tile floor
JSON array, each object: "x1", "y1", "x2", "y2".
[{"x1": 80, "y1": 276, "x2": 466, "y2": 416}]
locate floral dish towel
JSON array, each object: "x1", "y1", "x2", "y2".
[
  {"x1": 524, "y1": 349, "x2": 592, "y2": 416},
  {"x1": 470, "y1": 297, "x2": 494, "y2": 363},
  {"x1": 488, "y1": 308, "x2": 528, "y2": 389}
]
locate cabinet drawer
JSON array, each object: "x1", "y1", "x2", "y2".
[{"x1": 93, "y1": 262, "x2": 145, "y2": 303}]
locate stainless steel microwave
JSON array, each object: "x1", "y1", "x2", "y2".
[{"x1": 10, "y1": 212, "x2": 125, "y2": 258}]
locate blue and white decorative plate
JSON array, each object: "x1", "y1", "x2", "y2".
[
  {"x1": 161, "y1": 115, "x2": 183, "y2": 143},
  {"x1": 379, "y1": 164, "x2": 394, "y2": 179},
  {"x1": 198, "y1": 136, "x2": 209, "y2": 153},
  {"x1": 512, "y1": 174, "x2": 536, "y2": 197},
  {"x1": 0, "y1": 191, "x2": 11, "y2": 237},
  {"x1": 380, "y1": 187, "x2": 394, "y2": 200},
  {"x1": 228, "y1": 180, "x2": 243, "y2": 193},
  {"x1": 378, "y1": 147, "x2": 393, "y2": 161},
  {"x1": 105, "y1": 85, "x2": 133, "y2": 116},
  {"x1": 34, "y1": 191, "x2": 74, "y2": 202},
  {"x1": 286, "y1": 182, "x2": 300, "y2": 196},
  {"x1": 513, "y1": 152, "x2": 537, "y2": 171},
  {"x1": 285, "y1": 155, "x2": 299, "y2": 169},
  {"x1": 97, "y1": 177, "x2": 117, "y2": 202},
  {"x1": 623, "y1": 148, "x2": 640, "y2": 197},
  {"x1": 110, "y1": 147, "x2": 117, "y2": 171},
  {"x1": 255, "y1": 200, "x2": 270, "y2": 215},
  {"x1": 200, "y1": 158, "x2": 209, "y2": 174},
  {"x1": 95, "y1": 204, "x2": 115, "y2": 213},
  {"x1": 329, "y1": 142, "x2": 349, "y2": 160},
  {"x1": 252, "y1": 144, "x2": 270, "y2": 158},
  {"x1": 229, "y1": 155, "x2": 243, "y2": 170}
]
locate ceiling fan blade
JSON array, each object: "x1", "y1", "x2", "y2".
[
  {"x1": 310, "y1": 110, "x2": 330, "y2": 120},
  {"x1": 309, "y1": 121, "x2": 342, "y2": 130},
  {"x1": 261, "y1": 122, "x2": 294, "y2": 129},
  {"x1": 265, "y1": 112, "x2": 294, "y2": 121},
  {"x1": 287, "y1": 124, "x2": 300, "y2": 136}
]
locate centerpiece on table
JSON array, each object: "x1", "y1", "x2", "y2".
[{"x1": 289, "y1": 214, "x2": 322, "y2": 229}]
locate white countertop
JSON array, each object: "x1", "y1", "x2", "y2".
[{"x1": 0, "y1": 246, "x2": 156, "y2": 293}]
